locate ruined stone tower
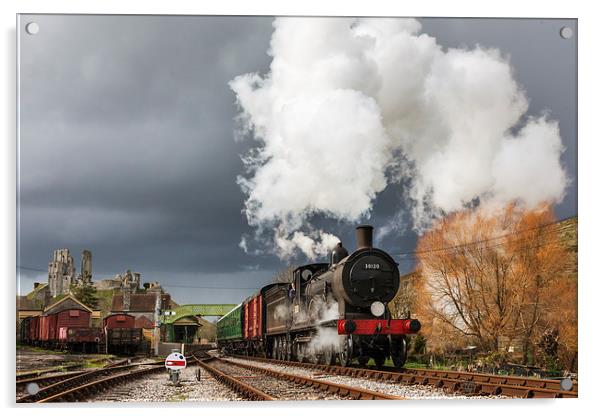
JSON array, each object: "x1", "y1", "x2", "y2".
[
  {"x1": 79, "y1": 250, "x2": 92, "y2": 284},
  {"x1": 47, "y1": 249, "x2": 76, "y2": 297},
  {"x1": 81, "y1": 250, "x2": 92, "y2": 277}
]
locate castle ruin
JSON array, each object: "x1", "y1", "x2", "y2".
[
  {"x1": 47, "y1": 249, "x2": 77, "y2": 297},
  {"x1": 80, "y1": 250, "x2": 92, "y2": 281},
  {"x1": 47, "y1": 248, "x2": 143, "y2": 297}
]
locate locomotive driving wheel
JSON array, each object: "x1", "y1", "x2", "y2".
[
  {"x1": 338, "y1": 335, "x2": 353, "y2": 367},
  {"x1": 373, "y1": 352, "x2": 386, "y2": 369},
  {"x1": 295, "y1": 341, "x2": 305, "y2": 363},
  {"x1": 358, "y1": 355, "x2": 369, "y2": 367},
  {"x1": 391, "y1": 336, "x2": 408, "y2": 369},
  {"x1": 284, "y1": 337, "x2": 292, "y2": 361},
  {"x1": 272, "y1": 337, "x2": 278, "y2": 359},
  {"x1": 322, "y1": 346, "x2": 334, "y2": 365},
  {"x1": 276, "y1": 337, "x2": 283, "y2": 360},
  {"x1": 308, "y1": 342, "x2": 319, "y2": 364}
]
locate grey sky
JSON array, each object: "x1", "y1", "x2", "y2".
[{"x1": 17, "y1": 15, "x2": 577, "y2": 305}]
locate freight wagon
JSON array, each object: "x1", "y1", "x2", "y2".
[
  {"x1": 18, "y1": 295, "x2": 104, "y2": 352},
  {"x1": 103, "y1": 313, "x2": 145, "y2": 354},
  {"x1": 59, "y1": 327, "x2": 103, "y2": 352}
]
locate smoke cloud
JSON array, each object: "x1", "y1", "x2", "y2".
[{"x1": 230, "y1": 17, "x2": 567, "y2": 257}]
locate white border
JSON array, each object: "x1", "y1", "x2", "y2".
[{"x1": 3, "y1": 1, "x2": 600, "y2": 415}]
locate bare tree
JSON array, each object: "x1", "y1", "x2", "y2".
[
  {"x1": 415, "y1": 204, "x2": 575, "y2": 366},
  {"x1": 389, "y1": 272, "x2": 420, "y2": 319},
  {"x1": 272, "y1": 265, "x2": 298, "y2": 283}
]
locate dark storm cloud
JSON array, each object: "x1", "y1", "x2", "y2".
[
  {"x1": 18, "y1": 15, "x2": 278, "y2": 301},
  {"x1": 17, "y1": 15, "x2": 577, "y2": 304}
]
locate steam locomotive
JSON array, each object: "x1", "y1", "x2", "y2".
[{"x1": 217, "y1": 225, "x2": 421, "y2": 368}]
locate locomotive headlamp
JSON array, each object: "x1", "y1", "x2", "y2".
[{"x1": 370, "y1": 301, "x2": 385, "y2": 317}]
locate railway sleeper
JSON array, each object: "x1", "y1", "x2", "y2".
[
  {"x1": 221, "y1": 358, "x2": 404, "y2": 400},
  {"x1": 500, "y1": 386, "x2": 532, "y2": 398},
  {"x1": 229, "y1": 354, "x2": 579, "y2": 398}
]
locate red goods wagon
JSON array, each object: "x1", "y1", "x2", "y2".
[
  {"x1": 56, "y1": 309, "x2": 91, "y2": 331},
  {"x1": 59, "y1": 327, "x2": 103, "y2": 343},
  {"x1": 103, "y1": 313, "x2": 135, "y2": 329},
  {"x1": 104, "y1": 314, "x2": 144, "y2": 354},
  {"x1": 58, "y1": 326, "x2": 103, "y2": 353},
  {"x1": 107, "y1": 328, "x2": 142, "y2": 346},
  {"x1": 28, "y1": 316, "x2": 40, "y2": 342},
  {"x1": 244, "y1": 293, "x2": 263, "y2": 340},
  {"x1": 30, "y1": 316, "x2": 39, "y2": 341},
  {"x1": 38, "y1": 316, "x2": 47, "y2": 341},
  {"x1": 39, "y1": 314, "x2": 57, "y2": 342}
]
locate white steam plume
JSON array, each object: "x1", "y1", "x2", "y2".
[{"x1": 231, "y1": 17, "x2": 568, "y2": 256}]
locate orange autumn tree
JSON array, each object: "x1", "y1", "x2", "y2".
[
  {"x1": 415, "y1": 204, "x2": 576, "y2": 368},
  {"x1": 506, "y1": 208, "x2": 576, "y2": 368}
]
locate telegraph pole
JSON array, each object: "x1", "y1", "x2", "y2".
[{"x1": 153, "y1": 290, "x2": 161, "y2": 356}]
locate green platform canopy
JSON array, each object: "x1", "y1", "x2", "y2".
[{"x1": 162, "y1": 304, "x2": 237, "y2": 324}]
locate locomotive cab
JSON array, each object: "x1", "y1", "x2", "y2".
[{"x1": 291, "y1": 263, "x2": 329, "y2": 327}]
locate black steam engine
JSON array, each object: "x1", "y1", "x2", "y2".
[
  {"x1": 218, "y1": 225, "x2": 421, "y2": 369},
  {"x1": 284, "y1": 225, "x2": 421, "y2": 368}
]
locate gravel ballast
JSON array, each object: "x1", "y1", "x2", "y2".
[
  {"x1": 225, "y1": 357, "x2": 505, "y2": 400},
  {"x1": 93, "y1": 365, "x2": 244, "y2": 402},
  {"x1": 210, "y1": 360, "x2": 352, "y2": 400}
]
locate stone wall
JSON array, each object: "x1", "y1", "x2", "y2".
[{"x1": 94, "y1": 279, "x2": 123, "y2": 291}]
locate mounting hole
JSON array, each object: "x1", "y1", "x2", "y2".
[
  {"x1": 26, "y1": 382, "x2": 40, "y2": 395},
  {"x1": 560, "y1": 378, "x2": 573, "y2": 391},
  {"x1": 25, "y1": 22, "x2": 39, "y2": 35},
  {"x1": 560, "y1": 26, "x2": 573, "y2": 39}
]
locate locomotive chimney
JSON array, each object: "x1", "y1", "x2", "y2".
[{"x1": 356, "y1": 225, "x2": 374, "y2": 249}]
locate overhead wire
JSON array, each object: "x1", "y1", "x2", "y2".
[{"x1": 16, "y1": 218, "x2": 574, "y2": 283}]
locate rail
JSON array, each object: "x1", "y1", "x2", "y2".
[
  {"x1": 228, "y1": 354, "x2": 577, "y2": 398},
  {"x1": 17, "y1": 362, "x2": 163, "y2": 403}
]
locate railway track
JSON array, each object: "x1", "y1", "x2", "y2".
[
  {"x1": 17, "y1": 370, "x2": 87, "y2": 394},
  {"x1": 17, "y1": 361, "x2": 164, "y2": 403},
  {"x1": 16, "y1": 357, "x2": 109, "y2": 381},
  {"x1": 16, "y1": 357, "x2": 161, "y2": 395},
  {"x1": 192, "y1": 354, "x2": 404, "y2": 400},
  {"x1": 403, "y1": 367, "x2": 577, "y2": 395},
  {"x1": 229, "y1": 354, "x2": 577, "y2": 398}
]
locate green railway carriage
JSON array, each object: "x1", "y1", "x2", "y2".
[{"x1": 216, "y1": 303, "x2": 243, "y2": 352}]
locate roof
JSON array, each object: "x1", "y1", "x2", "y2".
[
  {"x1": 172, "y1": 316, "x2": 201, "y2": 326},
  {"x1": 135, "y1": 315, "x2": 154, "y2": 329},
  {"x1": 216, "y1": 303, "x2": 242, "y2": 323},
  {"x1": 18, "y1": 310, "x2": 42, "y2": 319},
  {"x1": 43, "y1": 295, "x2": 93, "y2": 315},
  {"x1": 163, "y1": 304, "x2": 237, "y2": 324},
  {"x1": 111, "y1": 293, "x2": 170, "y2": 312},
  {"x1": 17, "y1": 296, "x2": 44, "y2": 311},
  {"x1": 26, "y1": 283, "x2": 48, "y2": 300}
]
